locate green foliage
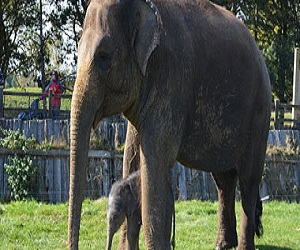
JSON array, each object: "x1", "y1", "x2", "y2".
[
  {"x1": 48, "y1": 0, "x2": 87, "y2": 68},
  {"x1": 116, "y1": 143, "x2": 125, "y2": 153},
  {"x1": 1, "y1": 0, "x2": 85, "y2": 85},
  {"x1": 90, "y1": 132, "x2": 112, "y2": 150},
  {"x1": 0, "y1": 0, "x2": 38, "y2": 76},
  {"x1": 0, "y1": 200, "x2": 299, "y2": 249},
  {"x1": 4, "y1": 156, "x2": 37, "y2": 201},
  {"x1": 0, "y1": 129, "x2": 36, "y2": 151},
  {"x1": 212, "y1": 0, "x2": 300, "y2": 102},
  {"x1": 0, "y1": 129, "x2": 37, "y2": 201},
  {"x1": 2, "y1": 0, "x2": 300, "y2": 102}
]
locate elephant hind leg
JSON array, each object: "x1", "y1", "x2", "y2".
[
  {"x1": 238, "y1": 150, "x2": 265, "y2": 250},
  {"x1": 212, "y1": 169, "x2": 238, "y2": 250},
  {"x1": 238, "y1": 134, "x2": 266, "y2": 250},
  {"x1": 238, "y1": 179, "x2": 261, "y2": 250}
]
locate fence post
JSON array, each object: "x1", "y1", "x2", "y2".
[
  {"x1": 0, "y1": 86, "x2": 4, "y2": 118},
  {"x1": 292, "y1": 48, "x2": 300, "y2": 129},
  {"x1": 274, "y1": 99, "x2": 279, "y2": 129},
  {"x1": 279, "y1": 104, "x2": 284, "y2": 129},
  {"x1": 49, "y1": 90, "x2": 53, "y2": 119},
  {"x1": 275, "y1": 99, "x2": 284, "y2": 129}
]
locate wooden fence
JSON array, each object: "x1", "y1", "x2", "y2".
[
  {"x1": 0, "y1": 88, "x2": 72, "y2": 119},
  {"x1": 0, "y1": 149, "x2": 123, "y2": 203},
  {"x1": 272, "y1": 99, "x2": 300, "y2": 129},
  {"x1": 0, "y1": 117, "x2": 300, "y2": 202},
  {"x1": 0, "y1": 148, "x2": 299, "y2": 203},
  {"x1": 0, "y1": 116, "x2": 126, "y2": 150},
  {"x1": 1, "y1": 87, "x2": 300, "y2": 129}
]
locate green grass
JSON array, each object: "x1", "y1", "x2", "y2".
[
  {"x1": 0, "y1": 200, "x2": 299, "y2": 250},
  {"x1": 3, "y1": 87, "x2": 72, "y2": 111}
]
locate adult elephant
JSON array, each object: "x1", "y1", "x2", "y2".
[{"x1": 68, "y1": 0, "x2": 271, "y2": 249}]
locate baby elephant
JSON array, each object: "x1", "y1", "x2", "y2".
[{"x1": 106, "y1": 170, "x2": 175, "y2": 250}]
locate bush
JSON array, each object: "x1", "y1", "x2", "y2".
[
  {"x1": 0, "y1": 129, "x2": 38, "y2": 201},
  {"x1": 4, "y1": 155, "x2": 37, "y2": 201}
]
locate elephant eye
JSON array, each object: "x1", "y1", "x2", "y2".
[{"x1": 97, "y1": 54, "x2": 112, "y2": 72}]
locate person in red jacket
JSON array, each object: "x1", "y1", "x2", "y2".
[{"x1": 42, "y1": 70, "x2": 64, "y2": 119}]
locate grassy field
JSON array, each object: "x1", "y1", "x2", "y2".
[
  {"x1": 0, "y1": 199, "x2": 299, "y2": 250},
  {"x1": 3, "y1": 87, "x2": 72, "y2": 116}
]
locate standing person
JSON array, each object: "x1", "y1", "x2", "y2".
[{"x1": 42, "y1": 69, "x2": 64, "y2": 119}]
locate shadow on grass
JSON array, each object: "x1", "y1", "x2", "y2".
[{"x1": 256, "y1": 245, "x2": 292, "y2": 250}]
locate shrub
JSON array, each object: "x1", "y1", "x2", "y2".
[
  {"x1": 0, "y1": 129, "x2": 36, "y2": 150},
  {"x1": 0, "y1": 129, "x2": 38, "y2": 201},
  {"x1": 4, "y1": 155, "x2": 37, "y2": 201}
]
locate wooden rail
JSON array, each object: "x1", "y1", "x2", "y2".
[
  {"x1": 271, "y1": 100, "x2": 300, "y2": 129},
  {"x1": 1, "y1": 89, "x2": 300, "y2": 129},
  {"x1": 0, "y1": 89, "x2": 72, "y2": 119},
  {"x1": 1, "y1": 119, "x2": 300, "y2": 203},
  {"x1": 0, "y1": 148, "x2": 299, "y2": 203}
]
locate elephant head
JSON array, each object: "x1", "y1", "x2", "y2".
[{"x1": 68, "y1": 0, "x2": 162, "y2": 248}]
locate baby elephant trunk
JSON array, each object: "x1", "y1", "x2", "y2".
[
  {"x1": 106, "y1": 230, "x2": 113, "y2": 250},
  {"x1": 106, "y1": 218, "x2": 123, "y2": 250}
]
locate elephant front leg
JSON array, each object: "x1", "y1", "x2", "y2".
[
  {"x1": 140, "y1": 150, "x2": 175, "y2": 250},
  {"x1": 117, "y1": 122, "x2": 140, "y2": 250},
  {"x1": 127, "y1": 211, "x2": 142, "y2": 250},
  {"x1": 123, "y1": 122, "x2": 140, "y2": 176}
]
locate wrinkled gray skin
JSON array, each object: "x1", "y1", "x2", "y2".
[
  {"x1": 106, "y1": 170, "x2": 175, "y2": 250},
  {"x1": 68, "y1": 0, "x2": 271, "y2": 249}
]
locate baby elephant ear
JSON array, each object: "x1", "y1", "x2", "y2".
[
  {"x1": 124, "y1": 183, "x2": 137, "y2": 217},
  {"x1": 132, "y1": 0, "x2": 163, "y2": 76}
]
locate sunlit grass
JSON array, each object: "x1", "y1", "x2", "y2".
[
  {"x1": 3, "y1": 87, "x2": 72, "y2": 118},
  {"x1": 0, "y1": 199, "x2": 299, "y2": 250}
]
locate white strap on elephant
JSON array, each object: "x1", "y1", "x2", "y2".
[{"x1": 144, "y1": 0, "x2": 164, "y2": 34}]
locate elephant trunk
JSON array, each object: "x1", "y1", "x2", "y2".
[{"x1": 68, "y1": 76, "x2": 98, "y2": 249}]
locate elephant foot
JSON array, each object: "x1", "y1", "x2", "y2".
[
  {"x1": 237, "y1": 242, "x2": 255, "y2": 250},
  {"x1": 216, "y1": 239, "x2": 238, "y2": 250},
  {"x1": 216, "y1": 235, "x2": 238, "y2": 250},
  {"x1": 216, "y1": 244, "x2": 237, "y2": 250}
]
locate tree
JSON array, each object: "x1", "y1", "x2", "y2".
[
  {"x1": 213, "y1": 0, "x2": 300, "y2": 102},
  {"x1": 0, "y1": 0, "x2": 37, "y2": 78},
  {"x1": 0, "y1": 0, "x2": 87, "y2": 88},
  {"x1": 2, "y1": 0, "x2": 299, "y2": 101},
  {"x1": 248, "y1": 0, "x2": 300, "y2": 102},
  {"x1": 47, "y1": 0, "x2": 87, "y2": 71}
]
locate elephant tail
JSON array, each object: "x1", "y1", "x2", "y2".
[{"x1": 255, "y1": 193, "x2": 263, "y2": 238}]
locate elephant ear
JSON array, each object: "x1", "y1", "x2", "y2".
[
  {"x1": 124, "y1": 183, "x2": 138, "y2": 217},
  {"x1": 131, "y1": 0, "x2": 164, "y2": 76},
  {"x1": 124, "y1": 174, "x2": 141, "y2": 217}
]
